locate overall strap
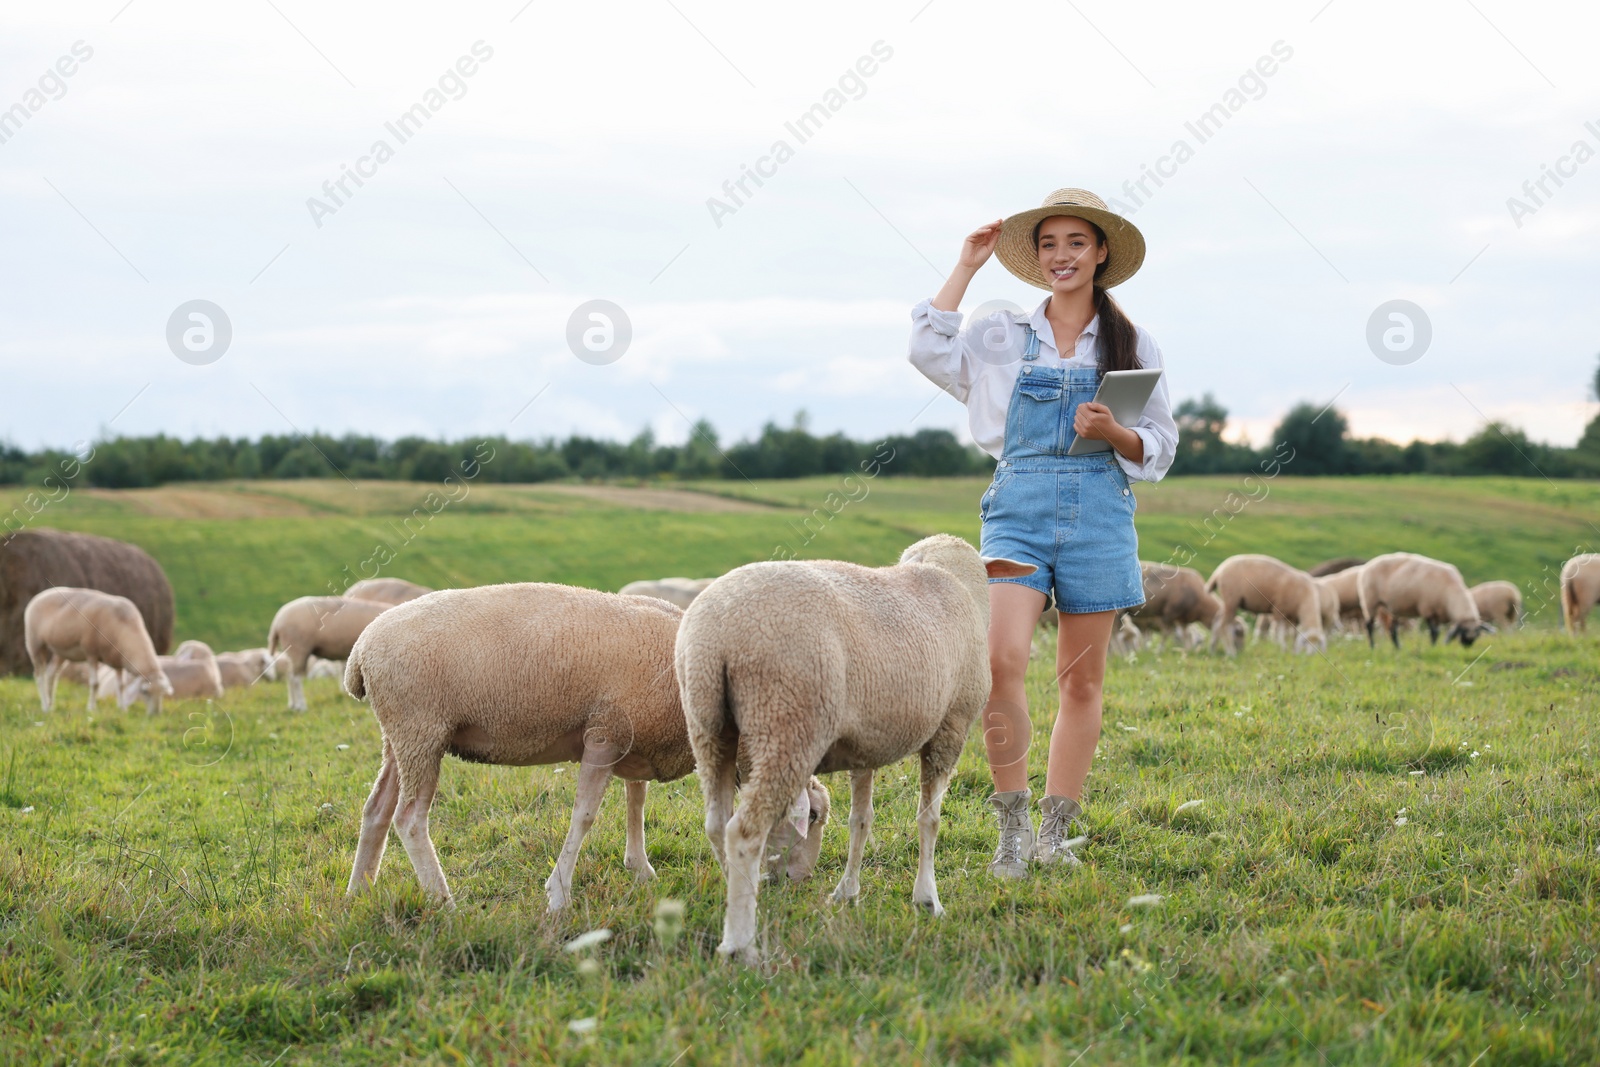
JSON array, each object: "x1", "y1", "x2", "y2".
[{"x1": 1020, "y1": 323, "x2": 1041, "y2": 360}]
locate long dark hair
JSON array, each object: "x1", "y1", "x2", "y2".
[{"x1": 1033, "y1": 218, "x2": 1141, "y2": 374}]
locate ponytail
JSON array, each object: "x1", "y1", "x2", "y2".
[{"x1": 1092, "y1": 286, "x2": 1141, "y2": 374}]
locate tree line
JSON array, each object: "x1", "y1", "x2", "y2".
[{"x1": 3, "y1": 398, "x2": 1598, "y2": 489}]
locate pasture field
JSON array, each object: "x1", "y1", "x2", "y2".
[{"x1": 0, "y1": 475, "x2": 1597, "y2": 1064}]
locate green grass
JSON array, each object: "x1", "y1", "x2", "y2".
[{"x1": 1, "y1": 475, "x2": 1598, "y2": 1064}]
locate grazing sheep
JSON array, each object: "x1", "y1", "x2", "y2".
[
  {"x1": 1129, "y1": 563, "x2": 1225, "y2": 650},
  {"x1": 345, "y1": 577, "x2": 433, "y2": 606},
  {"x1": 173, "y1": 639, "x2": 216, "y2": 662},
  {"x1": 23, "y1": 586, "x2": 171, "y2": 713},
  {"x1": 343, "y1": 583, "x2": 828, "y2": 912},
  {"x1": 122, "y1": 654, "x2": 223, "y2": 709},
  {"x1": 267, "y1": 596, "x2": 391, "y2": 710},
  {"x1": 1469, "y1": 580, "x2": 1522, "y2": 630},
  {"x1": 1308, "y1": 556, "x2": 1366, "y2": 578},
  {"x1": 1560, "y1": 554, "x2": 1600, "y2": 634},
  {"x1": 677, "y1": 533, "x2": 1034, "y2": 964},
  {"x1": 1258, "y1": 578, "x2": 1342, "y2": 646},
  {"x1": 1357, "y1": 552, "x2": 1488, "y2": 648},
  {"x1": 307, "y1": 655, "x2": 345, "y2": 679},
  {"x1": 1315, "y1": 565, "x2": 1368, "y2": 629},
  {"x1": 1206, "y1": 555, "x2": 1327, "y2": 655},
  {"x1": 617, "y1": 577, "x2": 716, "y2": 610},
  {"x1": 212, "y1": 648, "x2": 279, "y2": 689}
]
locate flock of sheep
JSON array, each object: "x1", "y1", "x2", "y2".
[{"x1": 18, "y1": 542, "x2": 1600, "y2": 966}]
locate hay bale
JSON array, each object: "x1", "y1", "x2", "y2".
[{"x1": 0, "y1": 528, "x2": 175, "y2": 675}]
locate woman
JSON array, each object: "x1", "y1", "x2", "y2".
[{"x1": 907, "y1": 188, "x2": 1178, "y2": 878}]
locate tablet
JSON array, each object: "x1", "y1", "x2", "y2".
[{"x1": 1065, "y1": 369, "x2": 1163, "y2": 455}]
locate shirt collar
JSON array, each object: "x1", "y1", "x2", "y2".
[{"x1": 1027, "y1": 297, "x2": 1099, "y2": 355}]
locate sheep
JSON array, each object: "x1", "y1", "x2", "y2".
[
  {"x1": 307, "y1": 655, "x2": 345, "y2": 679},
  {"x1": 343, "y1": 583, "x2": 829, "y2": 912},
  {"x1": 1129, "y1": 562, "x2": 1226, "y2": 650},
  {"x1": 173, "y1": 639, "x2": 216, "y2": 662},
  {"x1": 1560, "y1": 554, "x2": 1600, "y2": 634},
  {"x1": 345, "y1": 577, "x2": 433, "y2": 606},
  {"x1": 1257, "y1": 578, "x2": 1342, "y2": 647},
  {"x1": 1205, "y1": 555, "x2": 1326, "y2": 655},
  {"x1": 1469, "y1": 580, "x2": 1522, "y2": 630},
  {"x1": 617, "y1": 577, "x2": 716, "y2": 610},
  {"x1": 24, "y1": 587, "x2": 171, "y2": 713},
  {"x1": 676, "y1": 533, "x2": 1035, "y2": 964},
  {"x1": 267, "y1": 596, "x2": 392, "y2": 710},
  {"x1": 1315, "y1": 565, "x2": 1368, "y2": 629},
  {"x1": 212, "y1": 648, "x2": 280, "y2": 689},
  {"x1": 1357, "y1": 552, "x2": 1488, "y2": 648},
  {"x1": 122, "y1": 654, "x2": 224, "y2": 709}
]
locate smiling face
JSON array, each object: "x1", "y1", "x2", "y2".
[{"x1": 1034, "y1": 214, "x2": 1107, "y2": 295}]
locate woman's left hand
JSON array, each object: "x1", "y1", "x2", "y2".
[{"x1": 1073, "y1": 401, "x2": 1120, "y2": 442}]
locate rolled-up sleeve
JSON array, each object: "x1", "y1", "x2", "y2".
[
  {"x1": 1117, "y1": 330, "x2": 1179, "y2": 484},
  {"x1": 908, "y1": 298, "x2": 975, "y2": 404}
]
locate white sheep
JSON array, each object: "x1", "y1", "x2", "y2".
[
  {"x1": 676, "y1": 533, "x2": 1034, "y2": 964},
  {"x1": 56, "y1": 660, "x2": 122, "y2": 694},
  {"x1": 617, "y1": 577, "x2": 716, "y2": 610},
  {"x1": 1469, "y1": 580, "x2": 1522, "y2": 630},
  {"x1": 122, "y1": 654, "x2": 224, "y2": 709},
  {"x1": 345, "y1": 577, "x2": 433, "y2": 606},
  {"x1": 1357, "y1": 552, "x2": 1488, "y2": 647},
  {"x1": 1205, "y1": 555, "x2": 1326, "y2": 655},
  {"x1": 1129, "y1": 562, "x2": 1227, "y2": 650},
  {"x1": 1314, "y1": 565, "x2": 1368, "y2": 630},
  {"x1": 1560, "y1": 554, "x2": 1600, "y2": 634},
  {"x1": 211, "y1": 648, "x2": 280, "y2": 689},
  {"x1": 267, "y1": 596, "x2": 392, "y2": 710},
  {"x1": 343, "y1": 583, "x2": 828, "y2": 912},
  {"x1": 24, "y1": 587, "x2": 171, "y2": 713}
]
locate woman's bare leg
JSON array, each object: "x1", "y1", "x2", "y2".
[
  {"x1": 1045, "y1": 609, "x2": 1115, "y2": 800},
  {"x1": 983, "y1": 582, "x2": 1048, "y2": 792}
]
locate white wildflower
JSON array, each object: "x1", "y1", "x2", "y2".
[
  {"x1": 1119, "y1": 923, "x2": 1133, "y2": 933},
  {"x1": 1127, "y1": 894, "x2": 1164, "y2": 908},
  {"x1": 1394, "y1": 817, "x2": 1408, "y2": 826},
  {"x1": 19, "y1": 806, "x2": 33, "y2": 814},
  {"x1": 1174, "y1": 800, "x2": 1204, "y2": 814},
  {"x1": 336, "y1": 743, "x2": 350, "y2": 751},
  {"x1": 564, "y1": 929, "x2": 612, "y2": 953},
  {"x1": 1470, "y1": 751, "x2": 1480, "y2": 760},
  {"x1": 568, "y1": 1017, "x2": 598, "y2": 1034}
]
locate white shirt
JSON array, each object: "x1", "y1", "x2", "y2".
[{"x1": 907, "y1": 296, "x2": 1178, "y2": 483}]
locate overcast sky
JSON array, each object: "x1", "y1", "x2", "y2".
[{"x1": 2, "y1": 0, "x2": 1597, "y2": 455}]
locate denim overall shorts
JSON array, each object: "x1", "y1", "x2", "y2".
[{"x1": 978, "y1": 324, "x2": 1145, "y2": 613}]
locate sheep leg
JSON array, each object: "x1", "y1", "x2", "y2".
[
  {"x1": 392, "y1": 766, "x2": 452, "y2": 905},
  {"x1": 702, "y1": 744, "x2": 738, "y2": 871},
  {"x1": 545, "y1": 753, "x2": 613, "y2": 912},
  {"x1": 84, "y1": 657, "x2": 99, "y2": 712},
  {"x1": 287, "y1": 670, "x2": 307, "y2": 712},
  {"x1": 622, "y1": 779, "x2": 656, "y2": 882},
  {"x1": 35, "y1": 654, "x2": 59, "y2": 712},
  {"x1": 1426, "y1": 618, "x2": 1440, "y2": 645},
  {"x1": 829, "y1": 769, "x2": 875, "y2": 905},
  {"x1": 347, "y1": 743, "x2": 401, "y2": 895},
  {"x1": 910, "y1": 764, "x2": 951, "y2": 917},
  {"x1": 717, "y1": 792, "x2": 782, "y2": 966}
]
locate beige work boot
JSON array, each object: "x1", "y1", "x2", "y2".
[
  {"x1": 987, "y1": 789, "x2": 1034, "y2": 879},
  {"x1": 1034, "y1": 794, "x2": 1084, "y2": 867}
]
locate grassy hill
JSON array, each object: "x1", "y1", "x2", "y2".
[{"x1": 2, "y1": 475, "x2": 1594, "y2": 650}]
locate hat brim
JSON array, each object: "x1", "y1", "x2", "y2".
[{"x1": 995, "y1": 205, "x2": 1145, "y2": 290}]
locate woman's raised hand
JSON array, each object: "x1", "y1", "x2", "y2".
[{"x1": 958, "y1": 220, "x2": 1005, "y2": 271}]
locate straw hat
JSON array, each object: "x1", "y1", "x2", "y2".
[{"x1": 995, "y1": 188, "x2": 1145, "y2": 290}]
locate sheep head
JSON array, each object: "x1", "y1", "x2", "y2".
[{"x1": 767, "y1": 777, "x2": 831, "y2": 883}]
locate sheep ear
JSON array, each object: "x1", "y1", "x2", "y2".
[{"x1": 982, "y1": 556, "x2": 1037, "y2": 579}]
